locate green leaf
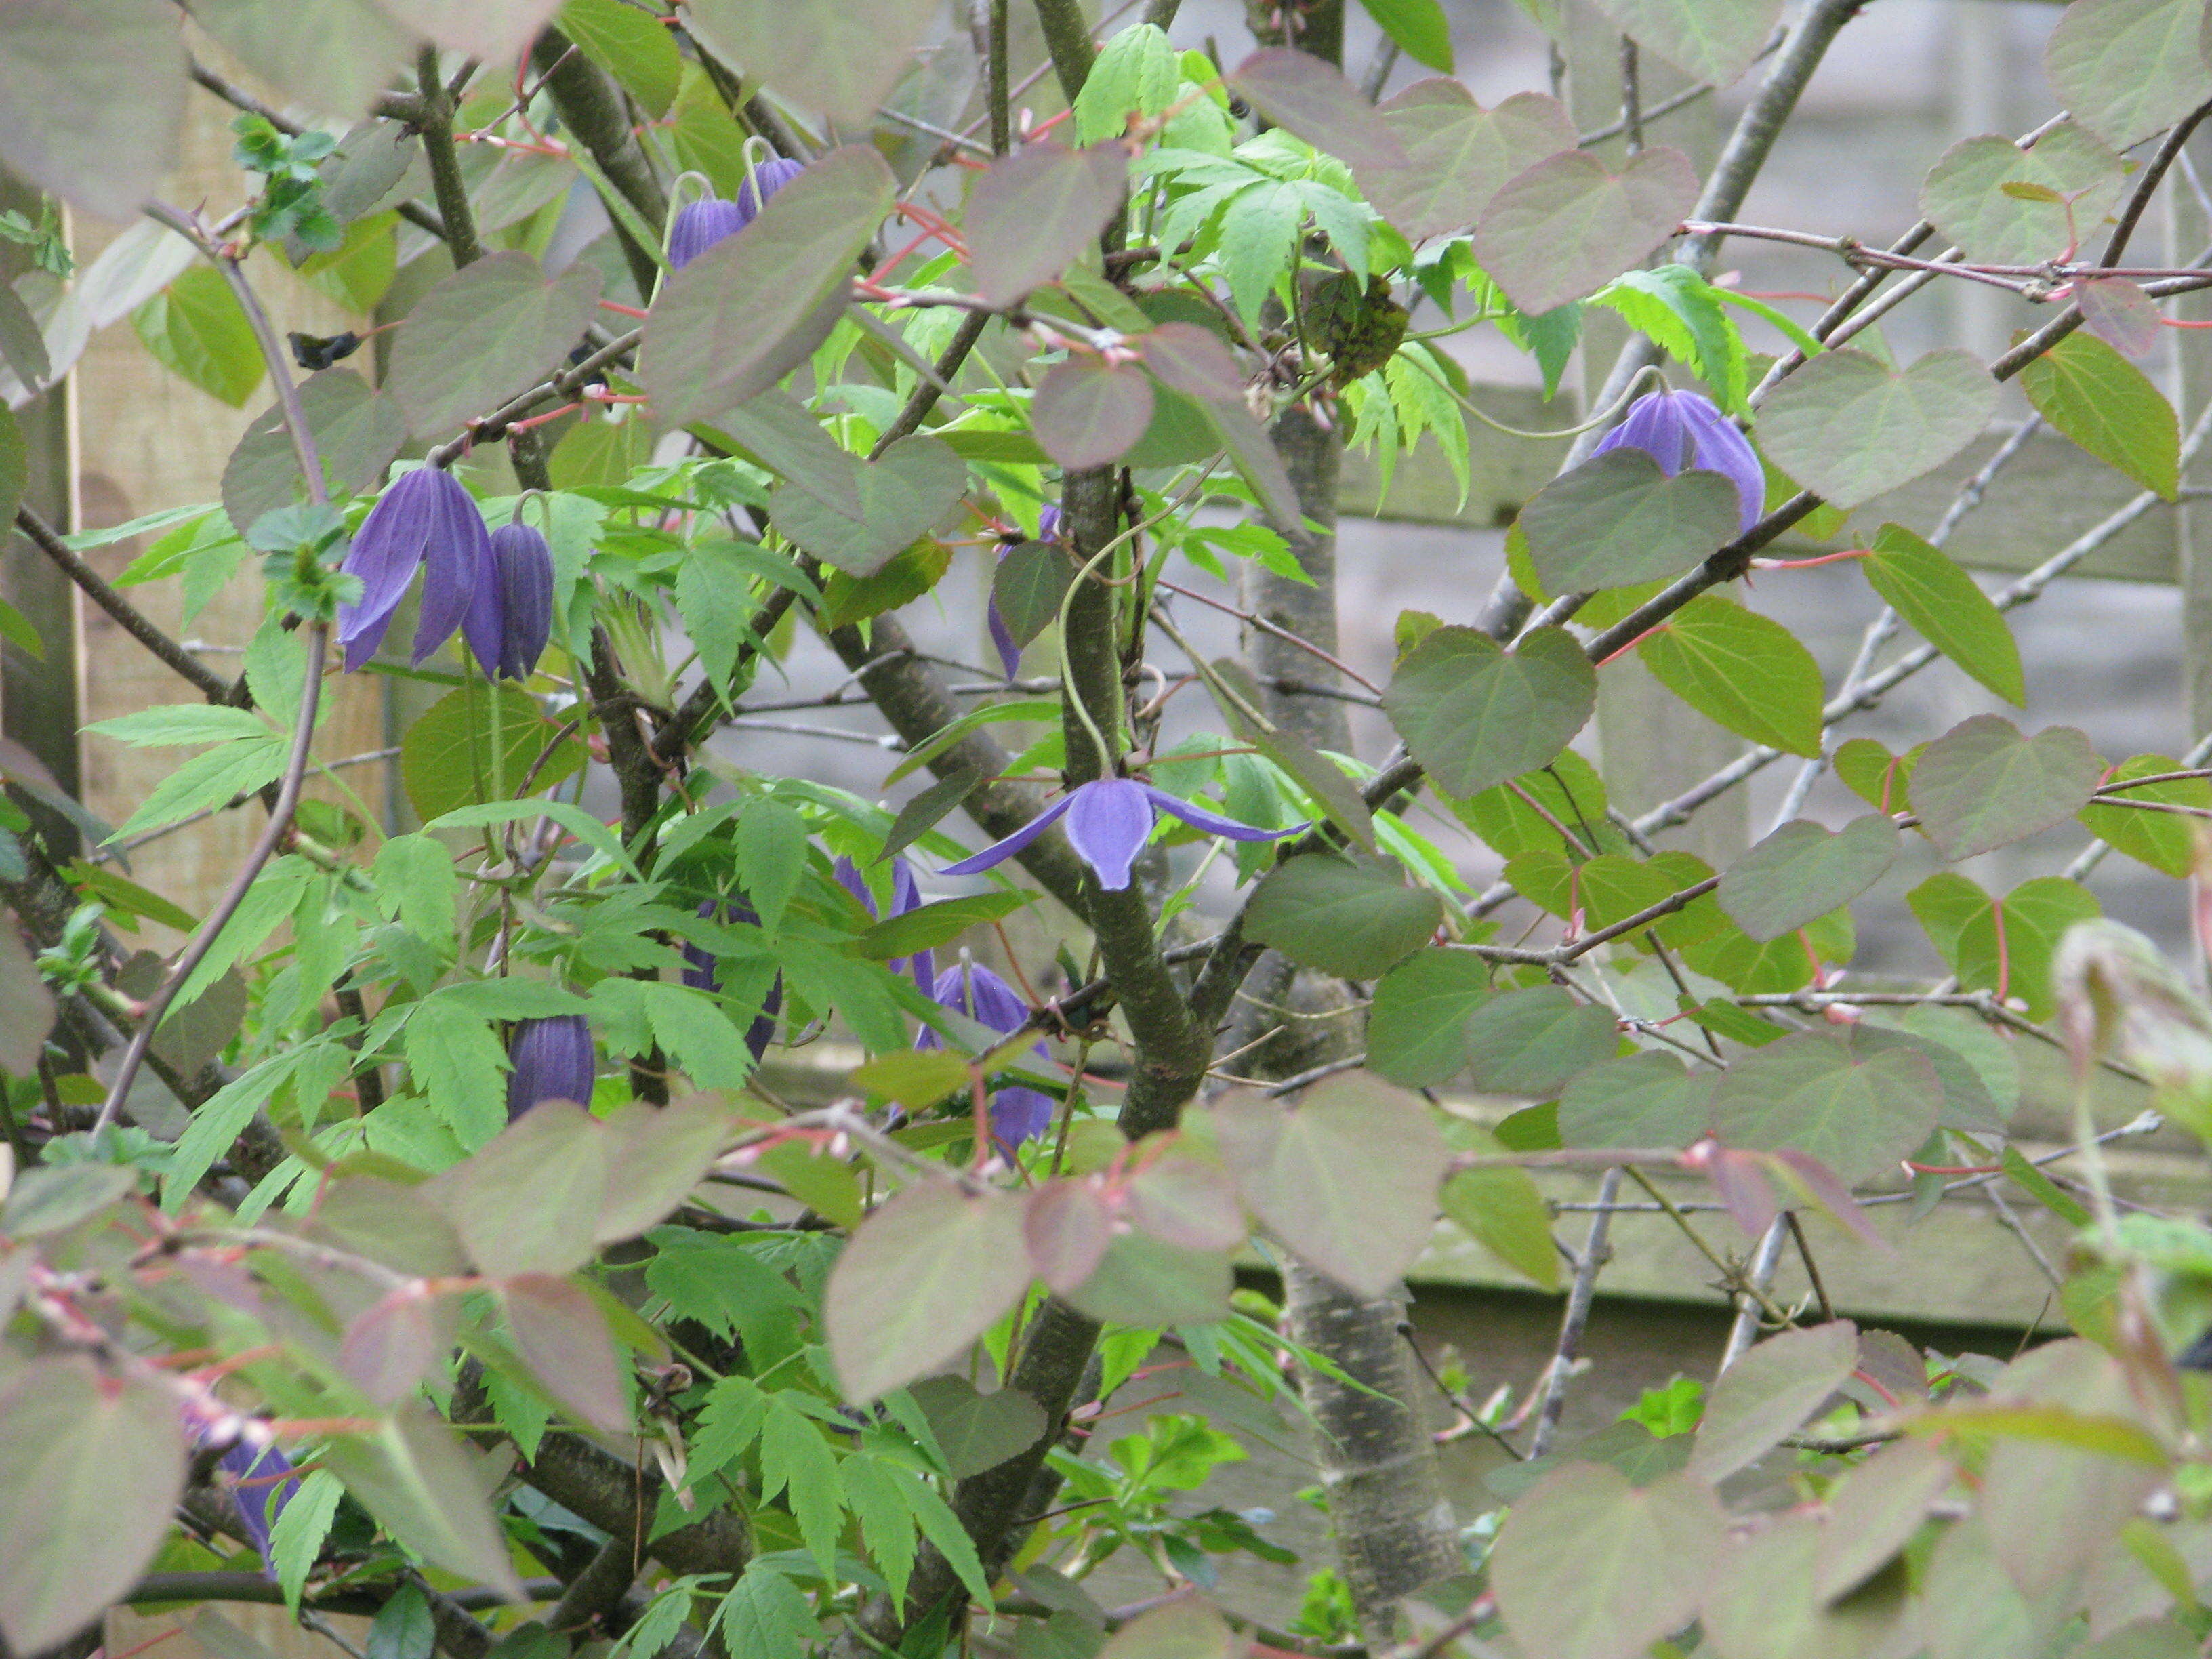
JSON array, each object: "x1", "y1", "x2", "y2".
[
  {"x1": 1862, "y1": 522, "x2": 2025, "y2": 705},
  {"x1": 2044, "y1": 0, "x2": 2212, "y2": 147},
  {"x1": 1100, "y1": 1603, "x2": 1238, "y2": 1659},
  {"x1": 1383, "y1": 623, "x2": 1595, "y2": 798},
  {"x1": 1591, "y1": 0, "x2": 1783, "y2": 85},
  {"x1": 1910, "y1": 715, "x2": 2103, "y2": 860},
  {"x1": 1204, "y1": 657, "x2": 1377, "y2": 849},
  {"x1": 560, "y1": 0, "x2": 683, "y2": 116},
  {"x1": 2017, "y1": 329, "x2": 2180, "y2": 500},
  {"x1": 1366, "y1": 83, "x2": 1576, "y2": 245},
  {"x1": 403, "y1": 996, "x2": 509, "y2": 1148},
  {"x1": 1359, "y1": 0, "x2": 1454, "y2": 70},
  {"x1": 758, "y1": 1395, "x2": 842, "y2": 1576},
  {"x1": 644, "y1": 146, "x2": 896, "y2": 429},
  {"x1": 1689, "y1": 1319, "x2": 1859, "y2": 1481},
  {"x1": 964, "y1": 142, "x2": 1130, "y2": 309},
  {"x1": 1441, "y1": 1156, "x2": 1559, "y2": 1289},
  {"x1": 1462, "y1": 985, "x2": 1618, "y2": 1097},
  {"x1": 1244, "y1": 852, "x2": 1444, "y2": 979},
  {"x1": 825, "y1": 1182, "x2": 1033, "y2": 1401},
  {"x1": 1635, "y1": 594, "x2": 1824, "y2": 758},
  {"x1": 906, "y1": 1375, "x2": 1049, "y2": 1479},
  {"x1": 131, "y1": 265, "x2": 264, "y2": 408},
  {"x1": 112, "y1": 735, "x2": 287, "y2": 841},
  {"x1": 1504, "y1": 848, "x2": 1723, "y2": 949},
  {"x1": 1710, "y1": 1030, "x2": 1940, "y2": 1185},
  {"x1": 268, "y1": 1469, "x2": 344, "y2": 1614},
  {"x1": 383, "y1": 251, "x2": 601, "y2": 441},
  {"x1": 87, "y1": 703, "x2": 272, "y2": 747},
  {"x1": 682, "y1": 0, "x2": 945, "y2": 129},
  {"x1": 1490, "y1": 1465, "x2": 1724, "y2": 1659},
  {"x1": 851, "y1": 1049, "x2": 971, "y2": 1110},
  {"x1": 851, "y1": 891, "x2": 1031, "y2": 961},
  {"x1": 1833, "y1": 737, "x2": 1918, "y2": 815},
  {"x1": 0, "y1": 1358, "x2": 186, "y2": 1654},
  {"x1": 1073, "y1": 24, "x2": 1180, "y2": 144},
  {"x1": 433, "y1": 1102, "x2": 609, "y2": 1275},
  {"x1": 1587, "y1": 264, "x2": 1749, "y2": 412},
  {"x1": 1754, "y1": 347, "x2": 1999, "y2": 508},
  {"x1": 993, "y1": 540, "x2": 1075, "y2": 650},
  {"x1": 399, "y1": 682, "x2": 587, "y2": 824},
  {"x1": 223, "y1": 367, "x2": 405, "y2": 538},
  {"x1": 1211, "y1": 1073, "x2": 1448, "y2": 1298},
  {"x1": 677, "y1": 539, "x2": 778, "y2": 693},
  {"x1": 1717, "y1": 815, "x2": 1898, "y2": 942},
  {"x1": 1366, "y1": 948, "x2": 1494, "y2": 1087},
  {"x1": 1519, "y1": 449, "x2": 1744, "y2": 592},
  {"x1": 0, "y1": 0, "x2": 186, "y2": 222},
  {"x1": 1919, "y1": 121, "x2": 2127, "y2": 266},
  {"x1": 2081, "y1": 753, "x2": 2212, "y2": 876},
  {"x1": 318, "y1": 1408, "x2": 526, "y2": 1602},
  {"x1": 1558, "y1": 1052, "x2": 1715, "y2": 1149},
  {"x1": 769, "y1": 435, "x2": 966, "y2": 578},
  {"x1": 1450, "y1": 750, "x2": 1616, "y2": 859},
  {"x1": 367, "y1": 1584, "x2": 434, "y2": 1659},
  {"x1": 1908, "y1": 872, "x2": 2100, "y2": 1021},
  {"x1": 1471, "y1": 145, "x2": 1701, "y2": 316},
  {"x1": 733, "y1": 796, "x2": 808, "y2": 935},
  {"x1": 1227, "y1": 47, "x2": 1408, "y2": 177}
]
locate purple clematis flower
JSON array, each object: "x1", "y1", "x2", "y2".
[
  {"x1": 337, "y1": 465, "x2": 493, "y2": 672},
  {"x1": 834, "y1": 854, "x2": 933, "y2": 989},
  {"x1": 507, "y1": 1014, "x2": 595, "y2": 1120},
  {"x1": 683, "y1": 894, "x2": 782, "y2": 1062},
  {"x1": 466, "y1": 520, "x2": 554, "y2": 682},
  {"x1": 667, "y1": 157, "x2": 805, "y2": 268},
  {"x1": 916, "y1": 956, "x2": 1057, "y2": 1149},
  {"x1": 1591, "y1": 387, "x2": 1765, "y2": 533},
  {"x1": 941, "y1": 776, "x2": 1302, "y2": 891},
  {"x1": 986, "y1": 505, "x2": 1063, "y2": 681},
  {"x1": 218, "y1": 1439, "x2": 298, "y2": 1568}
]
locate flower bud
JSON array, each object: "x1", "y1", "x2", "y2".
[
  {"x1": 507, "y1": 1015, "x2": 595, "y2": 1119},
  {"x1": 1591, "y1": 388, "x2": 1765, "y2": 533},
  {"x1": 471, "y1": 521, "x2": 554, "y2": 681},
  {"x1": 666, "y1": 159, "x2": 805, "y2": 268}
]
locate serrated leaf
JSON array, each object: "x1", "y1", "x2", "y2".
[
  {"x1": 1910, "y1": 715, "x2": 2102, "y2": 860},
  {"x1": 384, "y1": 252, "x2": 600, "y2": 441},
  {"x1": 1211, "y1": 1074, "x2": 1448, "y2": 1297},
  {"x1": 1073, "y1": 24, "x2": 1180, "y2": 144},
  {"x1": 1521, "y1": 449, "x2": 1744, "y2": 592},
  {"x1": 1718, "y1": 815, "x2": 1898, "y2": 943},
  {"x1": 1635, "y1": 594, "x2": 1824, "y2": 758},
  {"x1": 1755, "y1": 348, "x2": 1999, "y2": 509},
  {"x1": 1383, "y1": 623, "x2": 1595, "y2": 798},
  {"x1": 2017, "y1": 329, "x2": 2179, "y2": 500},
  {"x1": 1473, "y1": 145, "x2": 1701, "y2": 316},
  {"x1": 1862, "y1": 522, "x2": 2025, "y2": 705},
  {"x1": 1244, "y1": 852, "x2": 1443, "y2": 978},
  {"x1": 825, "y1": 1183, "x2": 1032, "y2": 1401}
]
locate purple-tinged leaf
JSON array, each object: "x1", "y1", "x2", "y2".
[
  {"x1": 1228, "y1": 48, "x2": 1409, "y2": 177},
  {"x1": 0, "y1": 0, "x2": 184, "y2": 222},
  {"x1": 1591, "y1": 0, "x2": 1784, "y2": 86},
  {"x1": 384, "y1": 251, "x2": 601, "y2": 442},
  {"x1": 340, "y1": 1288, "x2": 451, "y2": 1405},
  {"x1": 1032, "y1": 358, "x2": 1155, "y2": 468},
  {"x1": 1919, "y1": 121, "x2": 2126, "y2": 266},
  {"x1": 1139, "y1": 322, "x2": 1247, "y2": 405},
  {"x1": 1365, "y1": 83, "x2": 1576, "y2": 242},
  {"x1": 964, "y1": 142, "x2": 1130, "y2": 309},
  {"x1": 317, "y1": 1406, "x2": 526, "y2": 1601},
  {"x1": 1711, "y1": 1030, "x2": 1939, "y2": 1185},
  {"x1": 2078, "y1": 276, "x2": 2161, "y2": 359},
  {"x1": 372, "y1": 0, "x2": 559, "y2": 62},
  {"x1": 682, "y1": 0, "x2": 946, "y2": 129},
  {"x1": 1910, "y1": 714, "x2": 2103, "y2": 861},
  {"x1": 1753, "y1": 346, "x2": 1999, "y2": 509},
  {"x1": 1691, "y1": 1319, "x2": 1859, "y2": 1480},
  {"x1": 1473, "y1": 146, "x2": 1700, "y2": 316},
  {"x1": 1719, "y1": 815, "x2": 1899, "y2": 943},
  {"x1": 2045, "y1": 0, "x2": 2212, "y2": 148},
  {"x1": 767, "y1": 434, "x2": 965, "y2": 577},
  {"x1": 1023, "y1": 1181, "x2": 1113, "y2": 1294},
  {"x1": 504, "y1": 1274, "x2": 632, "y2": 1435}
]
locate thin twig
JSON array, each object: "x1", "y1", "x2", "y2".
[{"x1": 1529, "y1": 1167, "x2": 1620, "y2": 1458}]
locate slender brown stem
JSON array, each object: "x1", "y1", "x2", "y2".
[{"x1": 13, "y1": 504, "x2": 231, "y2": 703}]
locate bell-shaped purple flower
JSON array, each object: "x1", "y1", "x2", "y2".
[
  {"x1": 337, "y1": 466, "x2": 493, "y2": 672},
  {"x1": 218, "y1": 1440, "x2": 298, "y2": 1568},
  {"x1": 666, "y1": 158, "x2": 805, "y2": 268},
  {"x1": 507, "y1": 1014, "x2": 595, "y2": 1119},
  {"x1": 465, "y1": 521, "x2": 554, "y2": 681},
  {"x1": 683, "y1": 895, "x2": 781, "y2": 1062},
  {"x1": 916, "y1": 956, "x2": 1057, "y2": 1148},
  {"x1": 834, "y1": 854, "x2": 933, "y2": 989},
  {"x1": 939, "y1": 777, "x2": 1303, "y2": 891},
  {"x1": 1591, "y1": 388, "x2": 1765, "y2": 533}
]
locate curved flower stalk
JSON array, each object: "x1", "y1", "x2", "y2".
[
  {"x1": 939, "y1": 776, "x2": 1302, "y2": 890},
  {"x1": 666, "y1": 157, "x2": 804, "y2": 267},
  {"x1": 682, "y1": 893, "x2": 783, "y2": 1063},
  {"x1": 834, "y1": 854, "x2": 933, "y2": 988},
  {"x1": 506, "y1": 1014, "x2": 595, "y2": 1118},
  {"x1": 1591, "y1": 386, "x2": 1765, "y2": 533},
  {"x1": 916, "y1": 954, "x2": 1056, "y2": 1149}
]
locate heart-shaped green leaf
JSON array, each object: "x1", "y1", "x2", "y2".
[
  {"x1": 905, "y1": 1376, "x2": 1048, "y2": 1479},
  {"x1": 1520, "y1": 449, "x2": 1744, "y2": 592},
  {"x1": 1591, "y1": 0, "x2": 1784, "y2": 86},
  {"x1": 1862, "y1": 523, "x2": 2025, "y2": 705},
  {"x1": 1711, "y1": 1030, "x2": 1939, "y2": 1185},
  {"x1": 1755, "y1": 347, "x2": 1999, "y2": 508},
  {"x1": 2045, "y1": 0, "x2": 2212, "y2": 147},
  {"x1": 1364, "y1": 81, "x2": 1576, "y2": 243},
  {"x1": 1910, "y1": 715, "x2": 2103, "y2": 860},
  {"x1": 1719, "y1": 815, "x2": 1899, "y2": 942},
  {"x1": 991, "y1": 539, "x2": 1073, "y2": 649},
  {"x1": 1473, "y1": 144, "x2": 1700, "y2": 316},
  {"x1": 1383, "y1": 623, "x2": 1595, "y2": 799},
  {"x1": 1635, "y1": 594, "x2": 1824, "y2": 758},
  {"x1": 1558, "y1": 1052, "x2": 1715, "y2": 1149},
  {"x1": 1367, "y1": 947, "x2": 1494, "y2": 1087},
  {"x1": 1918, "y1": 121, "x2": 2127, "y2": 266},
  {"x1": 2017, "y1": 330, "x2": 2179, "y2": 501},
  {"x1": 769, "y1": 436, "x2": 966, "y2": 577},
  {"x1": 384, "y1": 251, "x2": 601, "y2": 440},
  {"x1": 1244, "y1": 853, "x2": 1442, "y2": 979},
  {"x1": 1462, "y1": 985, "x2": 1618, "y2": 1097}
]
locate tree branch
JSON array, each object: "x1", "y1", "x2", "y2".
[
  {"x1": 12, "y1": 504, "x2": 233, "y2": 703},
  {"x1": 531, "y1": 28, "x2": 668, "y2": 298}
]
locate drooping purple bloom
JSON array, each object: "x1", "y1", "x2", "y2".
[
  {"x1": 218, "y1": 1439, "x2": 298, "y2": 1568},
  {"x1": 939, "y1": 777, "x2": 1302, "y2": 891},
  {"x1": 465, "y1": 521, "x2": 554, "y2": 682},
  {"x1": 1591, "y1": 388, "x2": 1765, "y2": 533},
  {"x1": 666, "y1": 157, "x2": 805, "y2": 268},
  {"x1": 916, "y1": 956, "x2": 1057, "y2": 1148},
  {"x1": 684, "y1": 895, "x2": 781, "y2": 1062},
  {"x1": 506, "y1": 1014, "x2": 595, "y2": 1119},
  {"x1": 337, "y1": 466, "x2": 493, "y2": 672},
  {"x1": 985, "y1": 506, "x2": 1063, "y2": 681},
  {"x1": 834, "y1": 854, "x2": 933, "y2": 989}
]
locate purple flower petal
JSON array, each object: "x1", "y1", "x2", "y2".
[
  {"x1": 1674, "y1": 396, "x2": 1767, "y2": 533},
  {"x1": 340, "y1": 467, "x2": 471, "y2": 672},
  {"x1": 1593, "y1": 388, "x2": 1696, "y2": 473},
  {"x1": 928, "y1": 959, "x2": 1030, "y2": 1034},
  {"x1": 1063, "y1": 778, "x2": 1156, "y2": 890},
  {"x1": 1037, "y1": 504, "x2": 1063, "y2": 541},
  {"x1": 684, "y1": 895, "x2": 780, "y2": 1059},
  {"x1": 668, "y1": 197, "x2": 746, "y2": 268},
  {"x1": 989, "y1": 1084, "x2": 1057, "y2": 1147},
  {"x1": 506, "y1": 1014, "x2": 594, "y2": 1119},
  {"x1": 735, "y1": 156, "x2": 805, "y2": 220},
  {"x1": 1143, "y1": 783, "x2": 1307, "y2": 843},
  {"x1": 492, "y1": 523, "x2": 554, "y2": 679},
  {"x1": 987, "y1": 598, "x2": 1021, "y2": 681},
  {"x1": 218, "y1": 1440, "x2": 297, "y2": 1570},
  {"x1": 411, "y1": 472, "x2": 491, "y2": 665},
  {"x1": 939, "y1": 792, "x2": 1076, "y2": 877}
]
